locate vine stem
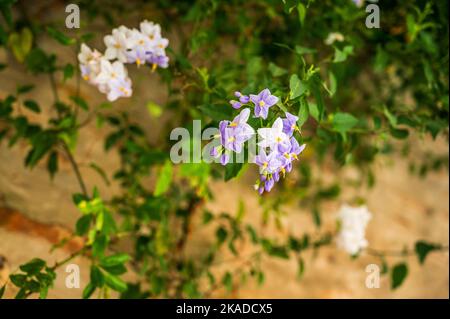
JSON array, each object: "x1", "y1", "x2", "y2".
[
  {"x1": 50, "y1": 247, "x2": 87, "y2": 271},
  {"x1": 364, "y1": 245, "x2": 449, "y2": 258},
  {"x1": 62, "y1": 141, "x2": 88, "y2": 197}
]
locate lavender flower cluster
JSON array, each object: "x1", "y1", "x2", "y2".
[
  {"x1": 78, "y1": 20, "x2": 169, "y2": 102},
  {"x1": 210, "y1": 89, "x2": 306, "y2": 195}
]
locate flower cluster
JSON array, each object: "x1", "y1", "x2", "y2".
[
  {"x1": 336, "y1": 204, "x2": 372, "y2": 255},
  {"x1": 78, "y1": 20, "x2": 169, "y2": 101},
  {"x1": 211, "y1": 88, "x2": 306, "y2": 195}
]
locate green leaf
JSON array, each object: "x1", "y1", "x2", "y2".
[
  {"x1": 63, "y1": 64, "x2": 74, "y2": 82},
  {"x1": 82, "y1": 282, "x2": 96, "y2": 299},
  {"x1": 216, "y1": 226, "x2": 228, "y2": 245},
  {"x1": 390, "y1": 128, "x2": 409, "y2": 139},
  {"x1": 146, "y1": 101, "x2": 162, "y2": 118},
  {"x1": 90, "y1": 265, "x2": 104, "y2": 287},
  {"x1": 19, "y1": 258, "x2": 46, "y2": 275},
  {"x1": 224, "y1": 162, "x2": 243, "y2": 181},
  {"x1": 92, "y1": 234, "x2": 108, "y2": 257},
  {"x1": 328, "y1": 72, "x2": 337, "y2": 97},
  {"x1": 100, "y1": 253, "x2": 131, "y2": 268},
  {"x1": 289, "y1": 74, "x2": 306, "y2": 100},
  {"x1": 47, "y1": 151, "x2": 58, "y2": 179},
  {"x1": 297, "y1": 3, "x2": 306, "y2": 25},
  {"x1": 0, "y1": 285, "x2": 5, "y2": 298},
  {"x1": 103, "y1": 272, "x2": 127, "y2": 293},
  {"x1": 154, "y1": 160, "x2": 173, "y2": 196},
  {"x1": 75, "y1": 214, "x2": 93, "y2": 236},
  {"x1": 16, "y1": 84, "x2": 34, "y2": 94},
  {"x1": 332, "y1": 112, "x2": 358, "y2": 134},
  {"x1": 222, "y1": 272, "x2": 233, "y2": 292},
  {"x1": 8, "y1": 28, "x2": 33, "y2": 63},
  {"x1": 333, "y1": 45, "x2": 353, "y2": 63},
  {"x1": 10, "y1": 274, "x2": 27, "y2": 287},
  {"x1": 415, "y1": 241, "x2": 441, "y2": 265},
  {"x1": 70, "y1": 96, "x2": 88, "y2": 111},
  {"x1": 46, "y1": 27, "x2": 75, "y2": 45},
  {"x1": 391, "y1": 263, "x2": 408, "y2": 289},
  {"x1": 23, "y1": 100, "x2": 40, "y2": 113},
  {"x1": 297, "y1": 99, "x2": 309, "y2": 127},
  {"x1": 268, "y1": 62, "x2": 287, "y2": 77}
]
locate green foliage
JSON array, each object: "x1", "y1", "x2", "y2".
[
  {"x1": 391, "y1": 263, "x2": 408, "y2": 290},
  {"x1": 0, "y1": 0, "x2": 447, "y2": 299}
]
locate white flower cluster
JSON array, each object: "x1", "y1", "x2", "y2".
[
  {"x1": 336, "y1": 204, "x2": 372, "y2": 255},
  {"x1": 78, "y1": 20, "x2": 169, "y2": 102}
]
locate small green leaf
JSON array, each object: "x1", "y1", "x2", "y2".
[
  {"x1": 92, "y1": 234, "x2": 108, "y2": 257},
  {"x1": 23, "y1": 100, "x2": 40, "y2": 113},
  {"x1": 154, "y1": 160, "x2": 173, "y2": 196},
  {"x1": 0, "y1": 285, "x2": 5, "y2": 298},
  {"x1": 289, "y1": 74, "x2": 306, "y2": 99},
  {"x1": 75, "y1": 214, "x2": 93, "y2": 236},
  {"x1": 70, "y1": 96, "x2": 88, "y2": 111},
  {"x1": 82, "y1": 282, "x2": 96, "y2": 299},
  {"x1": 391, "y1": 263, "x2": 408, "y2": 289},
  {"x1": 100, "y1": 253, "x2": 131, "y2": 268},
  {"x1": 16, "y1": 84, "x2": 34, "y2": 94},
  {"x1": 224, "y1": 162, "x2": 243, "y2": 181},
  {"x1": 103, "y1": 272, "x2": 127, "y2": 292},
  {"x1": 146, "y1": 101, "x2": 163, "y2": 118},
  {"x1": 63, "y1": 64, "x2": 74, "y2": 82},
  {"x1": 19, "y1": 258, "x2": 46, "y2": 275},
  {"x1": 268, "y1": 62, "x2": 287, "y2": 77},
  {"x1": 333, "y1": 45, "x2": 353, "y2": 63},
  {"x1": 297, "y1": 99, "x2": 309, "y2": 127},
  {"x1": 415, "y1": 241, "x2": 441, "y2": 265},
  {"x1": 8, "y1": 28, "x2": 33, "y2": 63},
  {"x1": 47, "y1": 151, "x2": 58, "y2": 179},
  {"x1": 332, "y1": 112, "x2": 358, "y2": 134},
  {"x1": 46, "y1": 27, "x2": 75, "y2": 45},
  {"x1": 90, "y1": 265, "x2": 104, "y2": 287}
]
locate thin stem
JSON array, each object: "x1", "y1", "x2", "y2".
[
  {"x1": 50, "y1": 247, "x2": 86, "y2": 271},
  {"x1": 62, "y1": 142, "x2": 88, "y2": 196},
  {"x1": 49, "y1": 72, "x2": 60, "y2": 103}
]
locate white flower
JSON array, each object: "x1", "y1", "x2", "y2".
[
  {"x1": 151, "y1": 37, "x2": 169, "y2": 56},
  {"x1": 140, "y1": 20, "x2": 161, "y2": 41},
  {"x1": 78, "y1": 43, "x2": 102, "y2": 65},
  {"x1": 96, "y1": 59, "x2": 128, "y2": 85},
  {"x1": 324, "y1": 32, "x2": 345, "y2": 45},
  {"x1": 336, "y1": 204, "x2": 372, "y2": 255},
  {"x1": 104, "y1": 27, "x2": 132, "y2": 62},
  {"x1": 257, "y1": 117, "x2": 290, "y2": 151}
]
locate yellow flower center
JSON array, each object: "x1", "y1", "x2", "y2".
[
  {"x1": 228, "y1": 137, "x2": 235, "y2": 143},
  {"x1": 229, "y1": 122, "x2": 237, "y2": 127},
  {"x1": 263, "y1": 162, "x2": 268, "y2": 168},
  {"x1": 259, "y1": 101, "x2": 265, "y2": 107},
  {"x1": 136, "y1": 58, "x2": 142, "y2": 66},
  {"x1": 114, "y1": 43, "x2": 121, "y2": 49}
]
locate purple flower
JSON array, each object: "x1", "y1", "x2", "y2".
[
  {"x1": 282, "y1": 112, "x2": 299, "y2": 137},
  {"x1": 250, "y1": 88, "x2": 279, "y2": 119},
  {"x1": 235, "y1": 91, "x2": 250, "y2": 104},
  {"x1": 255, "y1": 149, "x2": 282, "y2": 174},
  {"x1": 278, "y1": 137, "x2": 306, "y2": 172},
  {"x1": 219, "y1": 108, "x2": 255, "y2": 153},
  {"x1": 147, "y1": 52, "x2": 169, "y2": 68},
  {"x1": 127, "y1": 47, "x2": 148, "y2": 67},
  {"x1": 229, "y1": 100, "x2": 242, "y2": 109},
  {"x1": 220, "y1": 153, "x2": 230, "y2": 166}
]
